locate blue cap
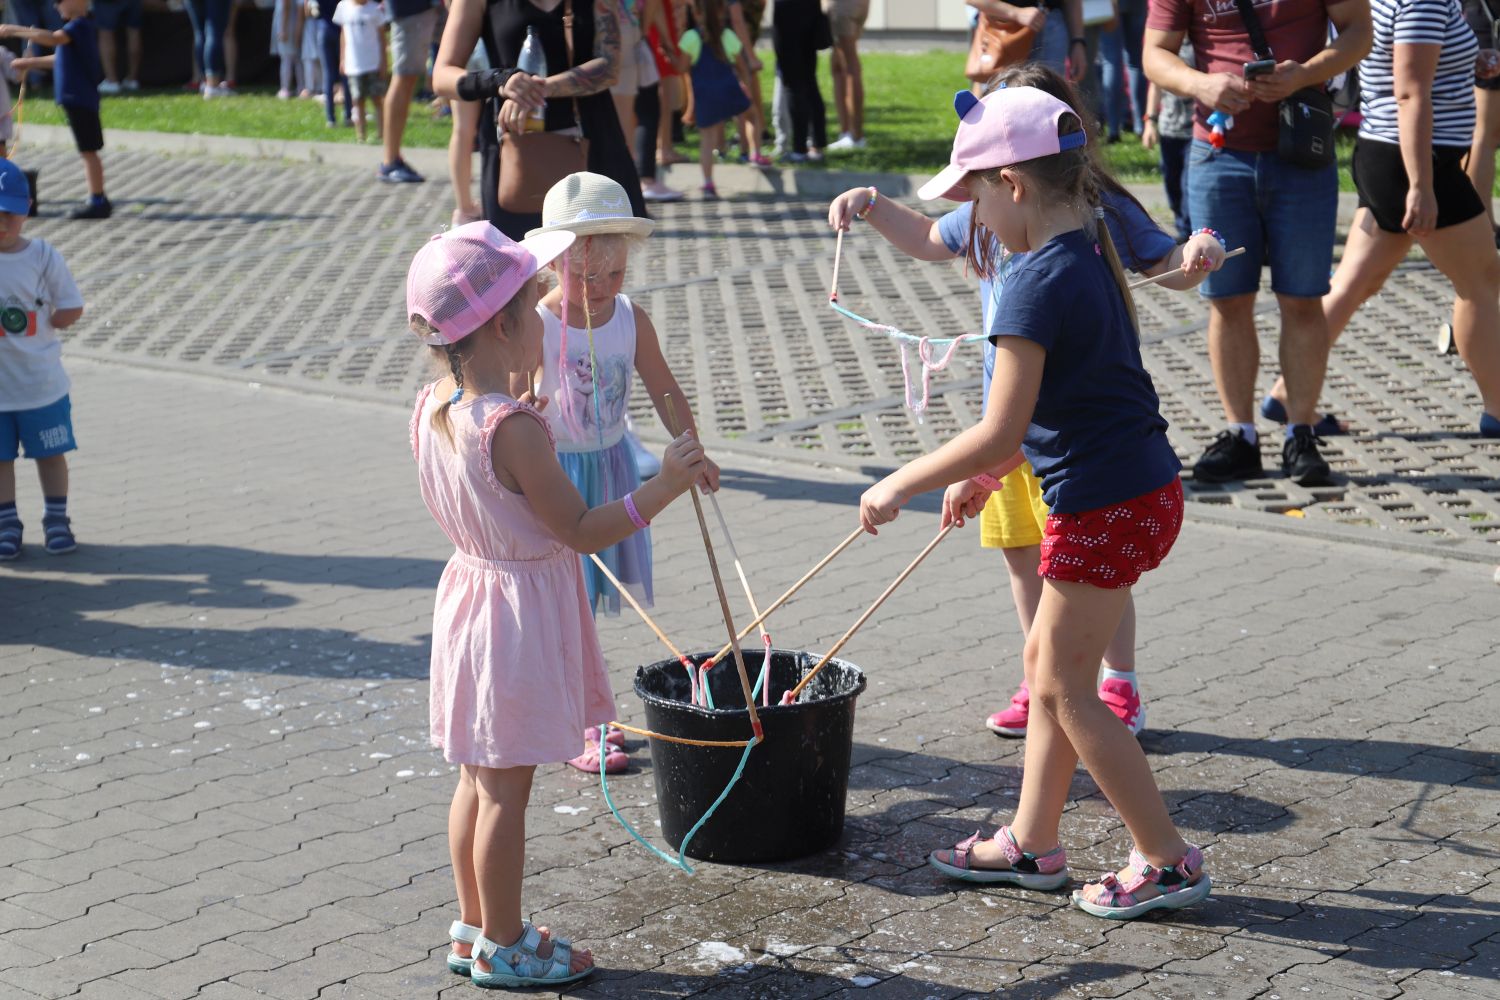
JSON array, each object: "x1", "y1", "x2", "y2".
[{"x1": 0, "y1": 159, "x2": 30, "y2": 216}]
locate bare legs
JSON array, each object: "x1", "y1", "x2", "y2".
[
  {"x1": 448, "y1": 98, "x2": 482, "y2": 222},
  {"x1": 382, "y1": 72, "x2": 419, "y2": 168},
  {"x1": 79, "y1": 152, "x2": 105, "y2": 198},
  {"x1": 459, "y1": 765, "x2": 592, "y2": 976},
  {"x1": 1001, "y1": 543, "x2": 1135, "y2": 673},
  {"x1": 1467, "y1": 86, "x2": 1500, "y2": 235},
  {"x1": 1207, "y1": 293, "x2": 1260, "y2": 427},
  {"x1": 699, "y1": 122, "x2": 722, "y2": 191},
  {"x1": 967, "y1": 580, "x2": 1189, "y2": 872},
  {"x1": 1314, "y1": 208, "x2": 1500, "y2": 418},
  {"x1": 829, "y1": 35, "x2": 863, "y2": 142}
]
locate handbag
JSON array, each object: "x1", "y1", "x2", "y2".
[
  {"x1": 814, "y1": 9, "x2": 834, "y2": 50},
  {"x1": 496, "y1": 0, "x2": 591, "y2": 214},
  {"x1": 1232, "y1": 0, "x2": 1335, "y2": 169},
  {"x1": 964, "y1": 11, "x2": 1036, "y2": 83}
]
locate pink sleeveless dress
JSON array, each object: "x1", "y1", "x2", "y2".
[{"x1": 411, "y1": 384, "x2": 618, "y2": 769}]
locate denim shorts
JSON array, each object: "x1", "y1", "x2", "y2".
[
  {"x1": 1185, "y1": 140, "x2": 1338, "y2": 299},
  {"x1": 1, "y1": 394, "x2": 76, "y2": 461}
]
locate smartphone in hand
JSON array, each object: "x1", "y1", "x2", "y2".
[{"x1": 1243, "y1": 58, "x2": 1276, "y2": 80}]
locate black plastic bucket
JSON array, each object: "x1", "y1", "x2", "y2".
[{"x1": 633, "y1": 647, "x2": 866, "y2": 863}]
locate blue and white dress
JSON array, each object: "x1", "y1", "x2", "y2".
[{"x1": 537, "y1": 293, "x2": 652, "y2": 616}]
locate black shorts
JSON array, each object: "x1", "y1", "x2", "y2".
[
  {"x1": 63, "y1": 105, "x2": 103, "y2": 153},
  {"x1": 1352, "y1": 137, "x2": 1485, "y2": 234}
]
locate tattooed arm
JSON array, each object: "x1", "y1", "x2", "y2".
[{"x1": 544, "y1": 0, "x2": 621, "y2": 97}]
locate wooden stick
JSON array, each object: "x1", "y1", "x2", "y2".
[
  {"x1": 1128, "y1": 247, "x2": 1246, "y2": 290},
  {"x1": 708, "y1": 491, "x2": 772, "y2": 706},
  {"x1": 663, "y1": 395, "x2": 763, "y2": 739},
  {"x1": 786, "y1": 523, "x2": 955, "y2": 702},
  {"x1": 708, "y1": 492, "x2": 768, "y2": 642},
  {"x1": 706, "y1": 525, "x2": 865, "y2": 667},
  {"x1": 589, "y1": 553, "x2": 687, "y2": 661},
  {"x1": 830, "y1": 228, "x2": 844, "y2": 301}
]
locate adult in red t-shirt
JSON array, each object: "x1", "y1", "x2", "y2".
[{"x1": 1143, "y1": 0, "x2": 1370, "y2": 488}]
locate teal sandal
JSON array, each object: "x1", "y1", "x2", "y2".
[
  {"x1": 447, "y1": 920, "x2": 481, "y2": 975},
  {"x1": 471, "y1": 922, "x2": 595, "y2": 989}
]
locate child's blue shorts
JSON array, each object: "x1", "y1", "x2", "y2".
[{"x1": 0, "y1": 395, "x2": 77, "y2": 461}]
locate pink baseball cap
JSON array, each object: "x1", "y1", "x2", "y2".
[
  {"x1": 405, "y1": 221, "x2": 575, "y2": 345},
  {"x1": 917, "y1": 87, "x2": 1088, "y2": 202}
]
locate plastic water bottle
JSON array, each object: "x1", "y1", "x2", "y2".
[{"x1": 517, "y1": 27, "x2": 547, "y2": 130}]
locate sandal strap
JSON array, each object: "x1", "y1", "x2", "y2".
[
  {"x1": 475, "y1": 926, "x2": 573, "y2": 981},
  {"x1": 994, "y1": 826, "x2": 1067, "y2": 875},
  {"x1": 449, "y1": 920, "x2": 481, "y2": 944},
  {"x1": 951, "y1": 830, "x2": 982, "y2": 868}
]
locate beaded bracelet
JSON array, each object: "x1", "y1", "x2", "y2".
[
  {"x1": 1191, "y1": 227, "x2": 1228, "y2": 252},
  {"x1": 624, "y1": 492, "x2": 650, "y2": 530},
  {"x1": 855, "y1": 187, "x2": 879, "y2": 220}
]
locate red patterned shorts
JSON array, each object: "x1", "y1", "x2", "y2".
[{"x1": 1039, "y1": 478, "x2": 1184, "y2": 589}]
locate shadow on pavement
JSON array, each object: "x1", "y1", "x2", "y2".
[{"x1": 0, "y1": 542, "x2": 442, "y2": 678}]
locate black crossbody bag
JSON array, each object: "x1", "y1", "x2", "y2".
[{"x1": 1233, "y1": 0, "x2": 1337, "y2": 168}]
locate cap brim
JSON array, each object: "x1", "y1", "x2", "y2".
[
  {"x1": 525, "y1": 216, "x2": 656, "y2": 240},
  {"x1": 916, "y1": 163, "x2": 972, "y2": 202},
  {"x1": 518, "y1": 230, "x2": 578, "y2": 274}
]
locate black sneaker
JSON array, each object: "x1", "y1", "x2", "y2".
[
  {"x1": 1282, "y1": 426, "x2": 1333, "y2": 486},
  {"x1": 69, "y1": 197, "x2": 112, "y2": 220},
  {"x1": 1192, "y1": 430, "x2": 1264, "y2": 483}
]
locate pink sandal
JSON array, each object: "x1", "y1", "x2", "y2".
[
  {"x1": 584, "y1": 725, "x2": 625, "y2": 749},
  {"x1": 1072, "y1": 844, "x2": 1211, "y2": 919},
  {"x1": 567, "y1": 733, "x2": 627, "y2": 774},
  {"x1": 927, "y1": 825, "x2": 1069, "y2": 889}
]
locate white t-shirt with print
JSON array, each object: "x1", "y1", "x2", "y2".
[
  {"x1": 0, "y1": 239, "x2": 83, "y2": 413},
  {"x1": 332, "y1": 0, "x2": 389, "y2": 75}
]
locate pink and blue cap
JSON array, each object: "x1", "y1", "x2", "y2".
[
  {"x1": 917, "y1": 86, "x2": 1088, "y2": 202},
  {"x1": 405, "y1": 221, "x2": 575, "y2": 345}
]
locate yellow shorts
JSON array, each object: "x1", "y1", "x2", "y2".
[{"x1": 979, "y1": 462, "x2": 1051, "y2": 549}]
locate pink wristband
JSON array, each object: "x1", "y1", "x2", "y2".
[
  {"x1": 971, "y1": 472, "x2": 1004, "y2": 491},
  {"x1": 624, "y1": 492, "x2": 650, "y2": 529}
]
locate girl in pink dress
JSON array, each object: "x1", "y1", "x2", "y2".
[{"x1": 406, "y1": 222, "x2": 706, "y2": 988}]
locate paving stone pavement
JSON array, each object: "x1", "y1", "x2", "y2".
[
  {"x1": 17, "y1": 139, "x2": 1500, "y2": 559},
  {"x1": 1, "y1": 144, "x2": 1497, "y2": 999}
]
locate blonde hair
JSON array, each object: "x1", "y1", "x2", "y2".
[
  {"x1": 964, "y1": 111, "x2": 1139, "y2": 337},
  {"x1": 417, "y1": 283, "x2": 536, "y2": 446}
]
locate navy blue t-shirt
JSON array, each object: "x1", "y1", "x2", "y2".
[
  {"x1": 992, "y1": 228, "x2": 1181, "y2": 513},
  {"x1": 936, "y1": 191, "x2": 1177, "y2": 410},
  {"x1": 55, "y1": 17, "x2": 101, "y2": 110}
]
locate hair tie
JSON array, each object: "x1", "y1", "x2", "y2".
[{"x1": 449, "y1": 388, "x2": 464, "y2": 405}]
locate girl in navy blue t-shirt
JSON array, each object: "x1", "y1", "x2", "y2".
[
  {"x1": 858, "y1": 85, "x2": 1211, "y2": 921},
  {"x1": 828, "y1": 62, "x2": 1225, "y2": 747}
]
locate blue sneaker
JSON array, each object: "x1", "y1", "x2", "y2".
[
  {"x1": 0, "y1": 519, "x2": 21, "y2": 560},
  {"x1": 377, "y1": 159, "x2": 425, "y2": 184},
  {"x1": 1260, "y1": 395, "x2": 1345, "y2": 437},
  {"x1": 1481, "y1": 412, "x2": 1500, "y2": 438},
  {"x1": 42, "y1": 516, "x2": 76, "y2": 555}
]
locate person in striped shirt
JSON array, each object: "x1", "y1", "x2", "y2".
[{"x1": 1319, "y1": 0, "x2": 1500, "y2": 439}]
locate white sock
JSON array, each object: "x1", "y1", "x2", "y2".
[
  {"x1": 1100, "y1": 667, "x2": 1137, "y2": 688},
  {"x1": 1230, "y1": 422, "x2": 1258, "y2": 445}
]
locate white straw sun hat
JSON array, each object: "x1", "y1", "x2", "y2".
[{"x1": 526, "y1": 172, "x2": 656, "y2": 240}]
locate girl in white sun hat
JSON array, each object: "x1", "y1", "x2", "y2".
[
  {"x1": 857, "y1": 86, "x2": 1211, "y2": 920},
  {"x1": 523, "y1": 171, "x2": 721, "y2": 774},
  {"x1": 407, "y1": 221, "x2": 706, "y2": 986}
]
